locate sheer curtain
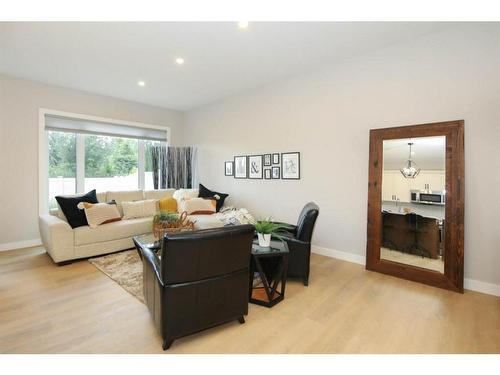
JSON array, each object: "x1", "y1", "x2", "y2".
[{"x1": 149, "y1": 145, "x2": 198, "y2": 189}]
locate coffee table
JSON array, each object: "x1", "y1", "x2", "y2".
[
  {"x1": 133, "y1": 233, "x2": 161, "y2": 260},
  {"x1": 249, "y1": 239, "x2": 289, "y2": 308}
]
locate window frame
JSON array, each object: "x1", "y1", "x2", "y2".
[{"x1": 39, "y1": 108, "x2": 170, "y2": 215}]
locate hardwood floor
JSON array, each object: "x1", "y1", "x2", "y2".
[
  {"x1": 0, "y1": 247, "x2": 499, "y2": 353},
  {"x1": 380, "y1": 247, "x2": 444, "y2": 273}
]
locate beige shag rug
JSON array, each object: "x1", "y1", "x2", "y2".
[{"x1": 89, "y1": 250, "x2": 145, "y2": 303}]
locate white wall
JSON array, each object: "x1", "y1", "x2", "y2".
[
  {"x1": 0, "y1": 74, "x2": 184, "y2": 247},
  {"x1": 184, "y1": 25, "x2": 500, "y2": 287}
]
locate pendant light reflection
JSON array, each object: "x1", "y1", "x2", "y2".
[{"x1": 400, "y1": 141, "x2": 421, "y2": 179}]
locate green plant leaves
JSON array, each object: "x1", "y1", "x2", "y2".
[{"x1": 254, "y1": 220, "x2": 293, "y2": 235}]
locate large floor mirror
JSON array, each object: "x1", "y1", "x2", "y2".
[{"x1": 366, "y1": 120, "x2": 464, "y2": 292}]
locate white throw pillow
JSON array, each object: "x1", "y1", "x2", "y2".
[
  {"x1": 173, "y1": 188, "x2": 199, "y2": 213},
  {"x1": 77, "y1": 202, "x2": 121, "y2": 229},
  {"x1": 178, "y1": 198, "x2": 216, "y2": 215},
  {"x1": 122, "y1": 199, "x2": 158, "y2": 220}
]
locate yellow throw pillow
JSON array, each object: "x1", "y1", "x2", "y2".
[{"x1": 159, "y1": 197, "x2": 178, "y2": 213}]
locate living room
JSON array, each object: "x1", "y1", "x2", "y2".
[{"x1": 1, "y1": 1, "x2": 499, "y2": 373}]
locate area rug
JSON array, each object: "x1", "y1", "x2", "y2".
[
  {"x1": 89, "y1": 250, "x2": 145, "y2": 304},
  {"x1": 89, "y1": 249, "x2": 262, "y2": 305}
]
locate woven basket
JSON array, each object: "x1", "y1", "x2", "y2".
[{"x1": 152, "y1": 211, "x2": 196, "y2": 239}]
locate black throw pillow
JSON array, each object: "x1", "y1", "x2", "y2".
[
  {"x1": 55, "y1": 190, "x2": 99, "y2": 228},
  {"x1": 198, "y1": 183, "x2": 228, "y2": 212}
]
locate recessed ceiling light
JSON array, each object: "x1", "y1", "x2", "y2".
[
  {"x1": 137, "y1": 80, "x2": 146, "y2": 87},
  {"x1": 175, "y1": 57, "x2": 185, "y2": 65},
  {"x1": 238, "y1": 21, "x2": 249, "y2": 29}
]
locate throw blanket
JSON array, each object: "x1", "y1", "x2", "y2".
[{"x1": 216, "y1": 207, "x2": 256, "y2": 226}]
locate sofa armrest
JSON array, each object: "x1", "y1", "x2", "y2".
[{"x1": 39, "y1": 214, "x2": 74, "y2": 263}]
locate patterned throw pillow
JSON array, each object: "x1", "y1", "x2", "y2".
[{"x1": 77, "y1": 202, "x2": 121, "y2": 228}]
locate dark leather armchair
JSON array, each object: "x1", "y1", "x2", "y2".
[
  {"x1": 138, "y1": 224, "x2": 255, "y2": 350},
  {"x1": 275, "y1": 202, "x2": 319, "y2": 286}
]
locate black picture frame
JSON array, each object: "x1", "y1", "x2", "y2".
[
  {"x1": 264, "y1": 154, "x2": 272, "y2": 166},
  {"x1": 234, "y1": 156, "x2": 248, "y2": 179},
  {"x1": 264, "y1": 169, "x2": 271, "y2": 179},
  {"x1": 272, "y1": 153, "x2": 280, "y2": 164},
  {"x1": 281, "y1": 152, "x2": 300, "y2": 180},
  {"x1": 224, "y1": 161, "x2": 234, "y2": 176},
  {"x1": 271, "y1": 166, "x2": 280, "y2": 179},
  {"x1": 248, "y1": 155, "x2": 263, "y2": 179}
]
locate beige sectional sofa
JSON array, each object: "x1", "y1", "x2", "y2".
[{"x1": 39, "y1": 189, "x2": 224, "y2": 264}]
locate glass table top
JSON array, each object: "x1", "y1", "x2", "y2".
[
  {"x1": 252, "y1": 239, "x2": 288, "y2": 255},
  {"x1": 134, "y1": 233, "x2": 161, "y2": 250}
]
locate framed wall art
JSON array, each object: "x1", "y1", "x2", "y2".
[
  {"x1": 248, "y1": 155, "x2": 263, "y2": 179},
  {"x1": 281, "y1": 152, "x2": 300, "y2": 179},
  {"x1": 224, "y1": 161, "x2": 234, "y2": 176},
  {"x1": 234, "y1": 156, "x2": 248, "y2": 179},
  {"x1": 271, "y1": 166, "x2": 280, "y2": 179}
]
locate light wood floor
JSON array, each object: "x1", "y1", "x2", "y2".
[
  {"x1": 0, "y1": 247, "x2": 499, "y2": 354},
  {"x1": 381, "y1": 247, "x2": 444, "y2": 273}
]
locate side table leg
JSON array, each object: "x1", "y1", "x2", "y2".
[{"x1": 254, "y1": 257, "x2": 274, "y2": 302}]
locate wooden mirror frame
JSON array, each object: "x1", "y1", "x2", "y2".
[{"x1": 366, "y1": 120, "x2": 464, "y2": 292}]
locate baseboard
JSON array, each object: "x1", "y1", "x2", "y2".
[
  {"x1": 312, "y1": 245, "x2": 500, "y2": 297},
  {"x1": 463, "y1": 279, "x2": 500, "y2": 297},
  {"x1": 312, "y1": 245, "x2": 366, "y2": 265},
  {"x1": 0, "y1": 239, "x2": 42, "y2": 252}
]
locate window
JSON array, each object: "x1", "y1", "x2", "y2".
[
  {"x1": 42, "y1": 111, "x2": 168, "y2": 213},
  {"x1": 84, "y1": 135, "x2": 139, "y2": 192},
  {"x1": 48, "y1": 131, "x2": 76, "y2": 209}
]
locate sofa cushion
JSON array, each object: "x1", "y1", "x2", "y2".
[
  {"x1": 55, "y1": 190, "x2": 99, "y2": 228},
  {"x1": 144, "y1": 189, "x2": 176, "y2": 200},
  {"x1": 96, "y1": 192, "x2": 107, "y2": 202},
  {"x1": 74, "y1": 217, "x2": 153, "y2": 246}
]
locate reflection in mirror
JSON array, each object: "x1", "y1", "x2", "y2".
[{"x1": 380, "y1": 136, "x2": 445, "y2": 273}]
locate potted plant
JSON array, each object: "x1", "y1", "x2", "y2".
[{"x1": 254, "y1": 219, "x2": 293, "y2": 247}]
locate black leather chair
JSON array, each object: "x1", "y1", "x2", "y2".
[
  {"x1": 275, "y1": 202, "x2": 319, "y2": 286},
  {"x1": 138, "y1": 224, "x2": 255, "y2": 350}
]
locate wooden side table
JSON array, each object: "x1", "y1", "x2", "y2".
[{"x1": 249, "y1": 239, "x2": 289, "y2": 308}]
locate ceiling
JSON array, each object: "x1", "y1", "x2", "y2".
[
  {"x1": 383, "y1": 136, "x2": 446, "y2": 170},
  {"x1": 0, "y1": 22, "x2": 452, "y2": 111}
]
